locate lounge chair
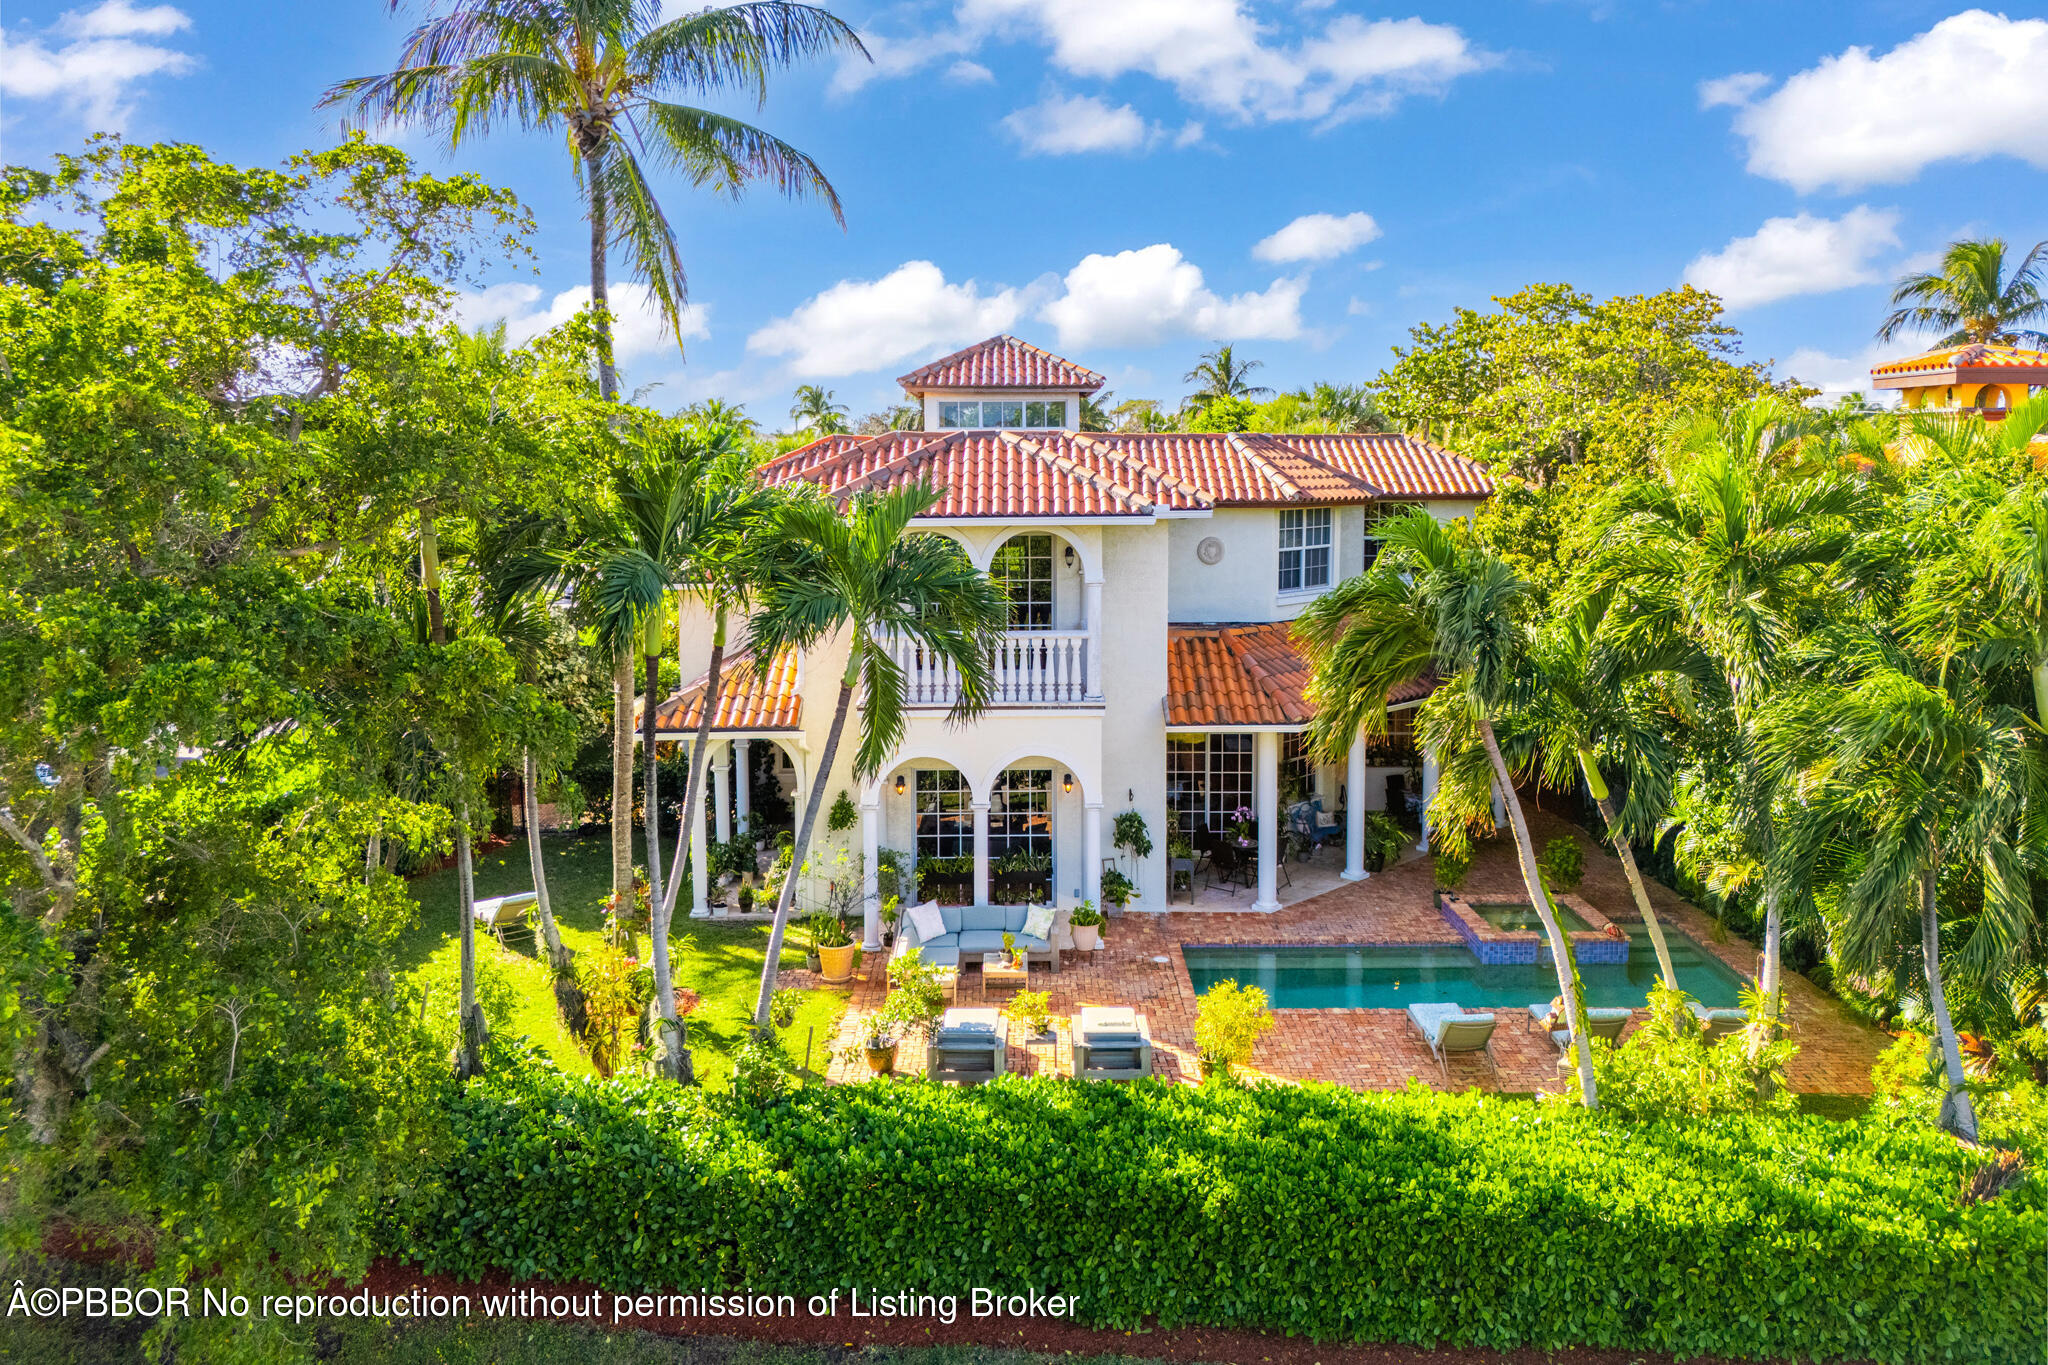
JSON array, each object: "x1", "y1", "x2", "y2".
[
  {"x1": 926, "y1": 1006, "x2": 1006, "y2": 1084},
  {"x1": 1525, "y1": 1003, "x2": 1633, "y2": 1051},
  {"x1": 1070, "y1": 1006, "x2": 1153, "y2": 1080},
  {"x1": 472, "y1": 892, "x2": 537, "y2": 946},
  {"x1": 1687, "y1": 1001, "x2": 1748, "y2": 1041},
  {"x1": 1407, "y1": 1002, "x2": 1498, "y2": 1078}
]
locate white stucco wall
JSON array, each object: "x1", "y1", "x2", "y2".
[{"x1": 1099, "y1": 523, "x2": 1170, "y2": 908}]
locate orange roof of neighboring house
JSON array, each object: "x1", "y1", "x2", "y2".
[
  {"x1": 758, "y1": 428, "x2": 1492, "y2": 518},
  {"x1": 1870, "y1": 342, "x2": 2048, "y2": 388},
  {"x1": 898, "y1": 335, "x2": 1106, "y2": 394},
  {"x1": 1164, "y1": 622, "x2": 1433, "y2": 728},
  {"x1": 650, "y1": 650, "x2": 802, "y2": 732}
]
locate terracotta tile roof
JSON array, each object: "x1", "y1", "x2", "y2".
[
  {"x1": 651, "y1": 650, "x2": 802, "y2": 732},
  {"x1": 760, "y1": 428, "x2": 1493, "y2": 518},
  {"x1": 1870, "y1": 342, "x2": 2048, "y2": 386},
  {"x1": 1164, "y1": 622, "x2": 1434, "y2": 728},
  {"x1": 897, "y1": 335, "x2": 1106, "y2": 394}
]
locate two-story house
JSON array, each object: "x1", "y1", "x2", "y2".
[{"x1": 653, "y1": 335, "x2": 1494, "y2": 949}]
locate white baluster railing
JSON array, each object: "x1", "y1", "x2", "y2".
[{"x1": 878, "y1": 629, "x2": 1095, "y2": 706}]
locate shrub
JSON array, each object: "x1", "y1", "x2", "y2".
[
  {"x1": 1068, "y1": 899, "x2": 1103, "y2": 928},
  {"x1": 1363, "y1": 810, "x2": 1407, "y2": 871},
  {"x1": 1431, "y1": 841, "x2": 1470, "y2": 891},
  {"x1": 1537, "y1": 835, "x2": 1584, "y2": 892},
  {"x1": 826, "y1": 789, "x2": 857, "y2": 834},
  {"x1": 729, "y1": 1035, "x2": 794, "y2": 1107},
  {"x1": 1873, "y1": 1031, "x2": 2048, "y2": 1156},
  {"x1": 1099, "y1": 868, "x2": 1136, "y2": 908},
  {"x1": 382, "y1": 1067, "x2": 2046, "y2": 1364},
  {"x1": 1194, "y1": 980, "x2": 1275, "y2": 1078},
  {"x1": 1009, "y1": 989, "x2": 1052, "y2": 1037},
  {"x1": 1579, "y1": 984, "x2": 1795, "y2": 1121},
  {"x1": 804, "y1": 911, "x2": 852, "y2": 950}
]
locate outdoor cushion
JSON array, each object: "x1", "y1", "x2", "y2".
[
  {"x1": 1001, "y1": 906, "x2": 1031, "y2": 932},
  {"x1": 938, "y1": 905, "x2": 964, "y2": 935},
  {"x1": 960, "y1": 905, "x2": 1007, "y2": 932},
  {"x1": 1021, "y1": 904, "x2": 1056, "y2": 942},
  {"x1": 906, "y1": 900, "x2": 947, "y2": 944},
  {"x1": 958, "y1": 930, "x2": 1011, "y2": 953},
  {"x1": 1078, "y1": 1006, "x2": 1143, "y2": 1041},
  {"x1": 1408, "y1": 1002, "x2": 1495, "y2": 1046},
  {"x1": 935, "y1": 1007, "x2": 1001, "y2": 1041}
]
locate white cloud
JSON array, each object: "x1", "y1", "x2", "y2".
[
  {"x1": 847, "y1": 0, "x2": 1491, "y2": 127},
  {"x1": 1682, "y1": 207, "x2": 1901, "y2": 310},
  {"x1": 454, "y1": 282, "x2": 708, "y2": 361},
  {"x1": 1039, "y1": 244, "x2": 1305, "y2": 350},
  {"x1": 1716, "y1": 10, "x2": 2048, "y2": 191},
  {"x1": 1696, "y1": 71, "x2": 1767, "y2": 109},
  {"x1": 944, "y1": 59, "x2": 994, "y2": 84},
  {"x1": 0, "y1": 1, "x2": 196, "y2": 129},
  {"x1": 1253, "y1": 210, "x2": 1382, "y2": 263},
  {"x1": 746, "y1": 261, "x2": 1028, "y2": 377},
  {"x1": 1002, "y1": 93, "x2": 1154, "y2": 154},
  {"x1": 1777, "y1": 343, "x2": 1900, "y2": 404}
]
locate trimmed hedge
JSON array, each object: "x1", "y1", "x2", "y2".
[{"x1": 379, "y1": 1063, "x2": 2045, "y2": 1364}]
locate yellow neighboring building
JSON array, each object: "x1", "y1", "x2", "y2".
[{"x1": 1869, "y1": 342, "x2": 2048, "y2": 418}]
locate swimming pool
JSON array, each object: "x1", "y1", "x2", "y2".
[
  {"x1": 1468, "y1": 900, "x2": 1590, "y2": 934},
  {"x1": 1183, "y1": 926, "x2": 1747, "y2": 1011}
]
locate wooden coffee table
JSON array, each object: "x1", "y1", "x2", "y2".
[{"x1": 980, "y1": 953, "x2": 1028, "y2": 992}]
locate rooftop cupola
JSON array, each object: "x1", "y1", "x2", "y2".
[{"x1": 897, "y1": 335, "x2": 1105, "y2": 431}]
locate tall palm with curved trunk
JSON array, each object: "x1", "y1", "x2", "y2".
[
  {"x1": 1878, "y1": 236, "x2": 2048, "y2": 347},
  {"x1": 745, "y1": 483, "x2": 1008, "y2": 1029},
  {"x1": 1768, "y1": 640, "x2": 2044, "y2": 1143},
  {"x1": 789, "y1": 383, "x2": 848, "y2": 435},
  {"x1": 1592, "y1": 398, "x2": 1867, "y2": 1028},
  {"x1": 1295, "y1": 509, "x2": 1600, "y2": 1106},
  {"x1": 1182, "y1": 343, "x2": 1271, "y2": 410},
  {"x1": 322, "y1": 1, "x2": 865, "y2": 399}
]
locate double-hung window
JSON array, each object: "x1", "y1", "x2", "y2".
[
  {"x1": 914, "y1": 769, "x2": 971, "y2": 858},
  {"x1": 1277, "y1": 508, "x2": 1333, "y2": 593},
  {"x1": 990, "y1": 533, "x2": 1054, "y2": 629}
]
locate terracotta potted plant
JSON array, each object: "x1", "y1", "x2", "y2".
[
  {"x1": 1069, "y1": 898, "x2": 1104, "y2": 951},
  {"x1": 809, "y1": 911, "x2": 857, "y2": 984}
]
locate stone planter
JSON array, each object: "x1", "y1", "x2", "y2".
[
  {"x1": 1072, "y1": 924, "x2": 1101, "y2": 951},
  {"x1": 818, "y1": 942, "x2": 858, "y2": 984}
]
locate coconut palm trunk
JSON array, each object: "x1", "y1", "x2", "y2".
[
  {"x1": 1576, "y1": 750, "x2": 1678, "y2": 988},
  {"x1": 754, "y1": 663, "x2": 855, "y2": 1030},
  {"x1": 641, "y1": 618, "x2": 668, "y2": 916},
  {"x1": 584, "y1": 145, "x2": 617, "y2": 401},
  {"x1": 647, "y1": 619, "x2": 726, "y2": 1084},
  {"x1": 1920, "y1": 862, "x2": 1980, "y2": 1142},
  {"x1": 610, "y1": 649, "x2": 635, "y2": 905},
  {"x1": 521, "y1": 748, "x2": 569, "y2": 970},
  {"x1": 454, "y1": 797, "x2": 488, "y2": 1078},
  {"x1": 1481, "y1": 721, "x2": 1597, "y2": 1105},
  {"x1": 661, "y1": 607, "x2": 729, "y2": 924}
]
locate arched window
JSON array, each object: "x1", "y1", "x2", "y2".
[{"x1": 990, "y1": 534, "x2": 1054, "y2": 629}]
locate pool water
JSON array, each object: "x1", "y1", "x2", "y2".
[
  {"x1": 1469, "y1": 900, "x2": 1590, "y2": 934},
  {"x1": 1184, "y1": 927, "x2": 1747, "y2": 1011}
]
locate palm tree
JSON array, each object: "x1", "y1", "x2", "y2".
[
  {"x1": 1592, "y1": 399, "x2": 1868, "y2": 1027},
  {"x1": 322, "y1": 1, "x2": 865, "y2": 399},
  {"x1": 789, "y1": 383, "x2": 848, "y2": 435},
  {"x1": 682, "y1": 397, "x2": 757, "y2": 434},
  {"x1": 745, "y1": 482, "x2": 1008, "y2": 1029},
  {"x1": 1305, "y1": 381, "x2": 1392, "y2": 433},
  {"x1": 1182, "y1": 343, "x2": 1271, "y2": 411},
  {"x1": 1295, "y1": 509, "x2": 1601, "y2": 1105},
  {"x1": 1769, "y1": 642, "x2": 2044, "y2": 1143},
  {"x1": 1878, "y1": 237, "x2": 2048, "y2": 347}
]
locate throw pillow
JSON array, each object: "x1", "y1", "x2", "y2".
[
  {"x1": 907, "y1": 899, "x2": 947, "y2": 944},
  {"x1": 1021, "y1": 903, "x2": 1056, "y2": 942}
]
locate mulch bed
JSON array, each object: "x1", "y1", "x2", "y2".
[{"x1": 344, "y1": 1259, "x2": 1828, "y2": 1365}]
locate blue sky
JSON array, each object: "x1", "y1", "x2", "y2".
[{"x1": 5, "y1": 1, "x2": 2046, "y2": 424}]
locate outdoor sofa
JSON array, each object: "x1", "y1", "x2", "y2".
[{"x1": 896, "y1": 901, "x2": 1067, "y2": 972}]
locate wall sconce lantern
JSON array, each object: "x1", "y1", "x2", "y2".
[
  {"x1": 1063, "y1": 545, "x2": 1076, "y2": 569},
  {"x1": 1062, "y1": 772, "x2": 1074, "y2": 794},
  {"x1": 894, "y1": 774, "x2": 907, "y2": 796}
]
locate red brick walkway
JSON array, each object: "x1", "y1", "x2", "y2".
[{"x1": 824, "y1": 809, "x2": 1887, "y2": 1095}]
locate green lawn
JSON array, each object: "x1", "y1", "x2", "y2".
[{"x1": 399, "y1": 830, "x2": 848, "y2": 1087}]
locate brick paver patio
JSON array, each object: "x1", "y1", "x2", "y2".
[{"x1": 823, "y1": 808, "x2": 1888, "y2": 1095}]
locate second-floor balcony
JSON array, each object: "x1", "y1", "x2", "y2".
[{"x1": 881, "y1": 628, "x2": 1100, "y2": 707}]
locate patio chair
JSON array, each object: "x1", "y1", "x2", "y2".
[
  {"x1": 1287, "y1": 802, "x2": 1330, "y2": 861},
  {"x1": 1407, "y1": 1002, "x2": 1498, "y2": 1079},
  {"x1": 1525, "y1": 1003, "x2": 1633, "y2": 1051},
  {"x1": 1204, "y1": 841, "x2": 1247, "y2": 895},
  {"x1": 926, "y1": 1006, "x2": 1007, "y2": 1084},
  {"x1": 1070, "y1": 1006, "x2": 1153, "y2": 1080},
  {"x1": 472, "y1": 892, "x2": 537, "y2": 947},
  {"x1": 1687, "y1": 1001, "x2": 1748, "y2": 1041}
]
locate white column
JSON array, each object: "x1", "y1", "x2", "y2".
[
  {"x1": 860, "y1": 798, "x2": 881, "y2": 951},
  {"x1": 733, "y1": 738, "x2": 751, "y2": 836},
  {"x1": 1253, "y1": 730, "x2": 1280, "y2": 912},
  {"x1": 1083, "y1": 801, "x2": 1103, "y2": 912},
  {"x1": 1083, "y1": 577, "x2": 1105, "y2": 700},
  {"x1": 1418, "y1": 750, "x2": 1439, "y2": 853},
  {"x1": 972, "y1": 800, "x2": 991, "y2": 906},
  {"x1": 712, "y1": 740, "x2": 732, "y2": 844},
  {"x1": 1342, "y1": 734, "x2": 1368, "y2": 881},
  {"x1": 690, "y1": 753, "x2": 711, "y2": 918}
]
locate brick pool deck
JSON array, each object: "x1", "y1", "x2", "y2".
[{"x1": 824, "y1": 808, "x2": 1888, "y2": 1095}]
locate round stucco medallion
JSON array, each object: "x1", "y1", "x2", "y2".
[{"x1": 1196, "y1": 536, "x2": 1225, "y2": 565}]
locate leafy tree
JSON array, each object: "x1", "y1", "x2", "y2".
[
  {"x1": 1878, "y1": 237, "x2": 2048, "y2": 347},
  {"x1": 1296, "y1": 510, "x2": 1600, "y2": 1105},
  {"x1": 323, "y1": 0, "x2": 864, "y2": 399},
  {"x1": 1184, "y1": 394, "x2": 1258, "y2": 432},
  {"x1": 745, "y1": 483, "x2": 1007, "y2": 1027},
  {"x1": 789, "y1": 382, "x2": 849, "y2": 435},
  {"x1": 1182, "y1": 343, "x2": 1271, "y2": 410}
]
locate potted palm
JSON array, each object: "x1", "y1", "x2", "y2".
[
  {"x1": 1111, "y1": 810, "x2": 1151, "y2": 912},
  {"x1": 808, "y1": 911, "x2": 857, "y2": 984},
  {"x1": 1195, "y1": 979, "x2": 1275, "y2": 1082},
  {"x1": 1069, "y1": 898, "x2": 1104, "y2": 951}
]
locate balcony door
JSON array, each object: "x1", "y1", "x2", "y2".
[{"x1": 990, "y1": 534, "x2": 1054, "y2": 630}]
